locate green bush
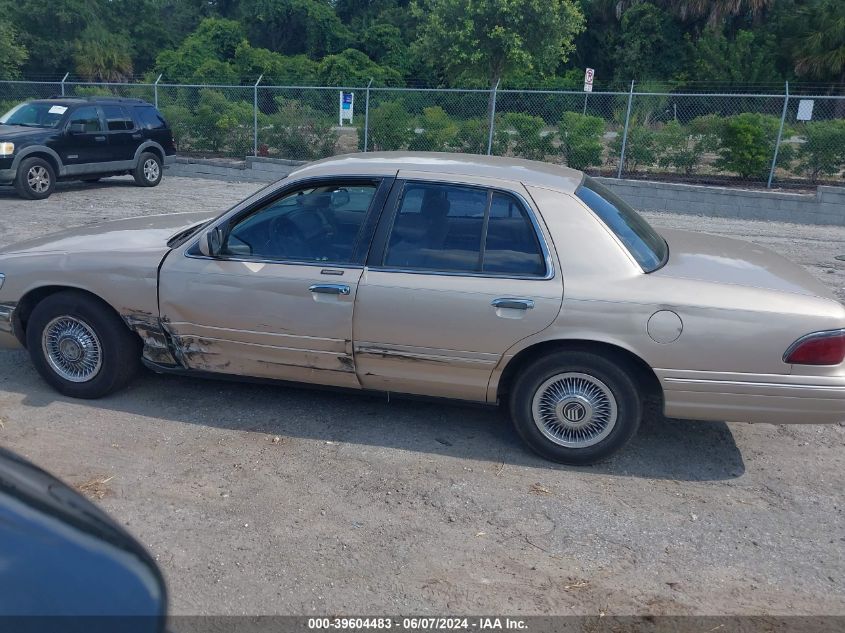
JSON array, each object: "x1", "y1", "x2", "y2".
[
  {"x1": 559, "y1": 112, "x2": 605, "y2": 170},
  {"x1": 653, "y1": 119, "x2": 722, "y2": 175},
  {"x1": 715, "y1": 113, "x2": 787, "y2": 180},
  {"x1": 262, "y1": 99, "x2": 337, "y2": 161},
  {"x1": 611, "y1": 118, "x2": 656, "y2": 173},
  {"x1": 499, "y1": 113, "x2": 553, "y2": 161},
  {"x1": 409, "y1": 106, "x2": 459, "y2": 152},
  {"x1": 797, "y1": 119, "x2": 845, "y2": 182},
  {"x1": 369, "y1": 100, "x2": 413, "y2": 151}
]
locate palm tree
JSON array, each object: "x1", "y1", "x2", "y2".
[
  {"x1": 789, "y1": 0, "x2": 845, "y2": 83},
  {"x1": 73, "y1": 28, "x2": 134, "y2": 82},
  {"x1": 599, "y1": 0, "x2": 773, "y2": 26}
]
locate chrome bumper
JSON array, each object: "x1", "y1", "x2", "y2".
[
  {"x1": 659, "y1": 369, "x2": 845, "y2": 425},
  {"x1": 0, "y1": 302, "x2": 20, "y2": 348}
]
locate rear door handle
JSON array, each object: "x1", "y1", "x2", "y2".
[
  {"x1": 491, "y1": 298, "x2": 534, "y2": 310},
  {"x1": 309, "y1": 284, "x2": 350, "y2": 296},
  {"x1": 94, "y1": 136, "x2": 106, "y2": 142},
  {"x1": 132, "y1": 133, "x2": 142, "y2": 140}
]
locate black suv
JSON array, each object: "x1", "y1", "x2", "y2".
[{"x1": 0, "y1": 97, "x2": 176, "y2": 200}]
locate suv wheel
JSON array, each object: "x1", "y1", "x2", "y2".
[
  {"x1": 134, "y1": 152, "x2": 162, "y2": 187},
  {"x1": 509, "y1": 351, "x2": 642, "y2": 465},
  {"x1": 15, "y1": 157, "x2": 56, "y2": 200},
  {"x1": 26, "y1": 291, "x2": 142, "y2": 399}
]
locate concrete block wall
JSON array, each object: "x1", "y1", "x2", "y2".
[
  {"x1": 597, "y1": 178, "x2": 845, "y2": 227},
  {"x1": 165, "y1": 156, "x2": 845, "y2": 226}
]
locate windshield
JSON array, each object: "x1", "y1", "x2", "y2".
[
  {"x1": 575, "y1": 177, "x2": 668, "y2": 272},
  {"x1": 0, "y1": 102, "x2": 68, "y2": 128}
]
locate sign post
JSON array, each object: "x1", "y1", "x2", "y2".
[
  {"x1": 583, "y1": 68, "x2": 594, "y2": 115},
  {"x1": 339, "y1": 91, "x2": 354, "y2": 126}
]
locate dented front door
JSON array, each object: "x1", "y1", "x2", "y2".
[
  {"x1": 157, "y1": 178, "x2": 388, "y2": 389},
  {"x1": 158, "y1": 259, "x2": 362, "y2": 388}
]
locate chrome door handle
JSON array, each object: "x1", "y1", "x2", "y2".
[
  {"x1": 491, "y1": 298, "x2": 534, "y2": 310},
  {"x1": 309, "y1": 283, "x2": 350, "y2": 296},
  {"x1": 94, "y1": 136, "x2": 106, "y2": 142}
]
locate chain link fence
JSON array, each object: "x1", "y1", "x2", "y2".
[{"x1": 1, "y1": 79, "x2": 844, "y2": 189}]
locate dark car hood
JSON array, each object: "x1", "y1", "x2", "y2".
[
  {"x1": 655, "y1": 228, "x2": 838, "y2": 301},
  {"x1": 0, "y1": 124, "x2": 51, "y2": 139}
]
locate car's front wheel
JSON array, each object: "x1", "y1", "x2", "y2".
[
  {"x1": 509, "y1": 351, "x2": 642, "y2": 465},
  {"x1": 26, "y1": 291, "x2": 141, "y2": 398},
  {"x1": 15, "y1": 157, "x2": 56, "y2": 200},
  {"x1": 133, "y1": 152, "x2": 162, "y2": 187}
]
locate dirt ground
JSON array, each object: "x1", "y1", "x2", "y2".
[{"x1": 0, "y1": 175, "x2": 843, "y2": 616}]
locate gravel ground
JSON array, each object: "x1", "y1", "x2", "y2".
[{"x1": 0, "y1": 175, "x2": 844, "y2": 617}]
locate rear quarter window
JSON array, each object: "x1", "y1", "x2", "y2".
[
  {"x1": 575, "y1": 177, "x2": 668, "y2": 272},
  {"x1": 135, "y1": 106, "x2": 168, "y2": 130}
]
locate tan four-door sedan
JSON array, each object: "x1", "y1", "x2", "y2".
[{"x1": 1, "y1": 153, "x2": 843, "y2": 464}]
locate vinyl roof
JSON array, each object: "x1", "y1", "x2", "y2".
[{"x1": 289, "y1": 152, "x2": 585, "y2": 192}]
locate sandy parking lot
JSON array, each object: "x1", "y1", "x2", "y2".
[{"x1": 0, "y1": 175, "x2": 843, "y2": 616}]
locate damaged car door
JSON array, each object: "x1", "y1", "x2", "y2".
[{"x1": 157, "y1": 178, "x2": 391, "y2": 388}]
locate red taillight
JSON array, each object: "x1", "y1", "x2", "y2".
[{"x1": 784, "y1": 330, "x2": 845, "y2": 365}]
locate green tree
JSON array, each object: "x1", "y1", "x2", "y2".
[
  {"x1": 317, "y1": 49, "x2": 403, "y2": 86},
  {"x1": 412, "y1": 0, "x2": 584, "y2": 113},
  {"x1": 788, "y1": 0, "x2": 845, "y2": 84},
  {"x1": 154, "y1": 18, "x2": 245, "y2": 83},
  {"x1": 369, "y1": 100, "x2": 413, "y2": 150},
  {"x1": 0, "y1": 23, "x2": 28, "y2": 80},
  {"x1": 613, "y1": 3, "x2": 684, "y2": 81},
  {"x1": 73, "y1": 26, "x2": 134, "y2": 82},
  {"x1": 686, "y1": 30, "x2": 782, "y2": 85},
  {"x1": 236, "y1": 0, "x2": 351, "y2": 58}
]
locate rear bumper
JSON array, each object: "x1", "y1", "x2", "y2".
[{"x1": 659, "y1": 369, "x2": 845, "y2": 425}]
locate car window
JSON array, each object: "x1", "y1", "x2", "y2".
[
  {"x1": 383, "y1": 183, "x2": 547, "y2": 276},
  {"x1": 102, "y1": 105, "x2": 134, "y2": 131},
  {"x1": 575, "y1": 177, "x2": 668, "y2": 272},
  {"x1": 384, "y1": 183, "x2": 487, "y2": 273},
  {"x1": 135, "y1": 106, "x2": 167, "y2": 130},
  {"x1": 224, "y1": 183, "x2": 377, "y2": 264},
  {"x1": 0, "y1": 102, "x2": 66, "y2": 128},
  {"x1": 68, "y1": 106, "x2": 102, "y2": 133},
  {"x1": 484, "y1": 193, "x2": 546, "y2": 276}
]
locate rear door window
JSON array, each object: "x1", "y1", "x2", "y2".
[
  {"x1": 102, "y1": 105, "x2": 134, "y2": 131},
  {"x1": 382, "y1": 182, "x2": 547, "y2": 276},
  {"x1": 67, "y1": 106, "x2": 102, "y2": 132}
]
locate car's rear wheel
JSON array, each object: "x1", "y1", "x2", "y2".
[
  {"x1": 15, "y1": 157, "x2": 56, "y2": 200},
  {"x1": 26, "y1": 291, "x2": 141, "y2": 399},
  {"x1": 133, "y1": 152, "x2": 162, "y2": 187},
  {"x1": 509, "y1": 351, "x2": 641, "y2": 465}
]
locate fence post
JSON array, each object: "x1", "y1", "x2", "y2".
[
  {"x1": 767, "y1": 81, "x2": 789, "y2": 189},
  {"x1": 154, "y1": 74, "x2": 163, "y2": 109},
  {"x1": 617, "y1": 80, "x2": 635, "y2": 179},
  {"x1": 487, "y1": 78, "x2": 500, "y2": 155},
  {"x1": 253, "y1": 74, "x2": 263, "y2": 157},
  {"x1": 60, "y1": 72, "x2": 69, "y2": 96},
  {"x1": 363, "y1": 78, "x2": 373, "y2": 152}
]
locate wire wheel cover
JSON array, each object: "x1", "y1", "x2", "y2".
[
  {"x1": 42, "y1": 316, "x2": 103, "y2": 383},
  {"x1": 531, "y1": 372, "x2": 618, "y2": 448}
]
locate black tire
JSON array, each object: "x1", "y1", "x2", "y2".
[
  {"x1": 26, "y1": 291, "x2": 141, "y2": 399},
  {"x1": 509, "y1": 351, "x2": 642, "y2": 465},
  {"x1": 14, "y1": 156, "x2": 56, "y2": 200},
  {"x1": 133, "y1": 152, "x2": 163, "y2": 187}
]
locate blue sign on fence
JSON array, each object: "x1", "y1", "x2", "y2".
[{"x1": 339, "y1": 91, "x2": 354, "y2": 125}]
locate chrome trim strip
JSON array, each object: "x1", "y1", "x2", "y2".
[
  {"x1": 185, "y1": 251, "x2": 365, "y2": 269},
  {"x1": 782, "y1": 329, "x2": 845, "y2": 364},
  {"x1": 663, "y1": 377, "x2": 845, "y2": 392},
  {"x1": 0, "y1": 301, "x2": 16, "y2": 334},
  {"x1": 0, "y1": 273, "x2": 4, "y2": 290},
  {"x1": 354, "y1": 345, "x2": 497, "y2": 366}
]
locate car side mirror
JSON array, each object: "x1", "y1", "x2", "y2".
[
  {"x1": 198, "y1": 226, "x2": 224, "y2": 257},
  {"x1": 0, "y1": 447, "x2": 167, "y2": 627},
  {"x1": 67, "y1": 123, "x2": 86, "y2": 134}
]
